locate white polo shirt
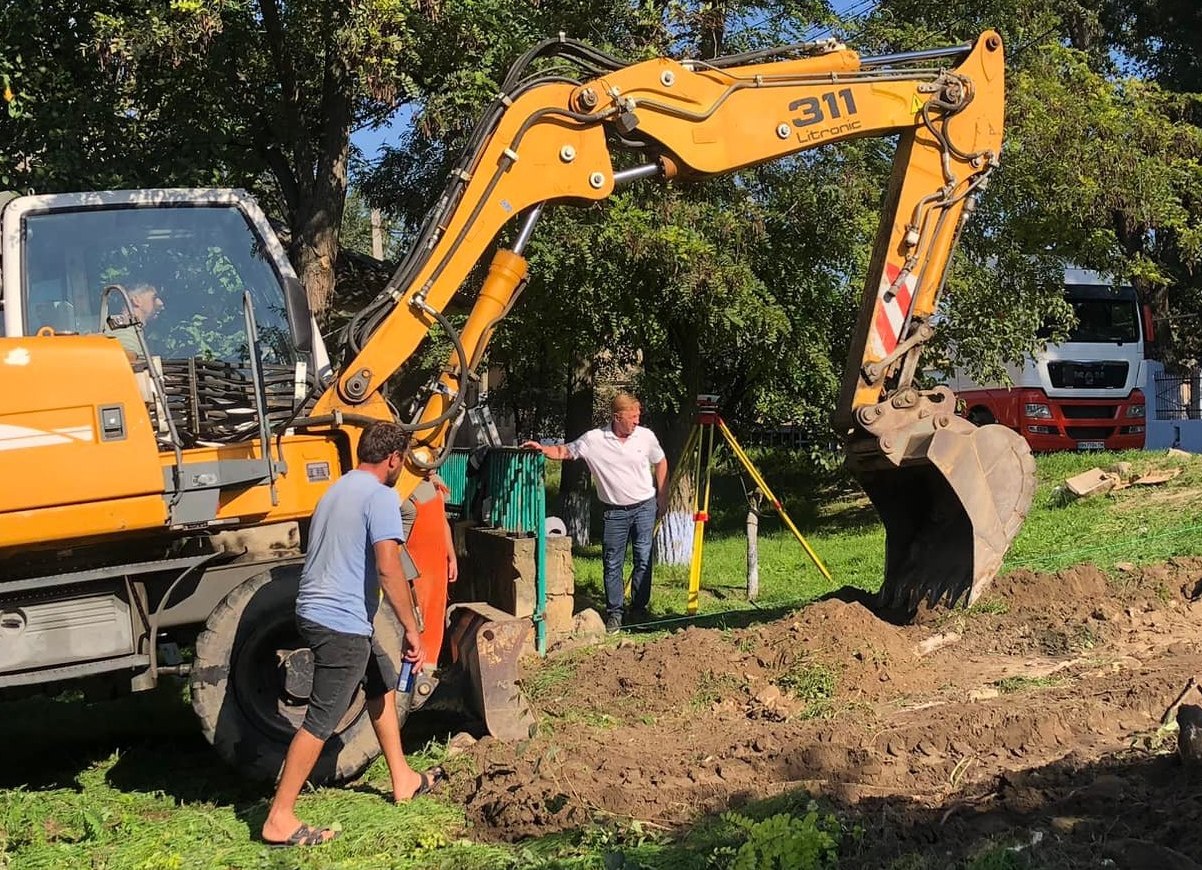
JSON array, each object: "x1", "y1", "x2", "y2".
[{"x1": 566, "y1": 425, "x2": 666, "y2": 506}]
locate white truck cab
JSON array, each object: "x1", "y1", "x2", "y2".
[{"x1": 948, "y1": 268, "x2": 1149, "y2": 452}]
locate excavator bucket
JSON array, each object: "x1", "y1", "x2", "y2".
[
  {"x1": 846, "y1": 387, "x2": 1036, "y2": 616},
  {"x1": 410, "y1": 602, "x2": 537, "y2": 741}
]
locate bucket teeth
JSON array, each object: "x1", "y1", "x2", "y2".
[{"x1": 848, "y1": 389, "x2": 1036, "y2": 618}]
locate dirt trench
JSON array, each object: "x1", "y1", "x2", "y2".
[{"x1": 455, "y1": 559, "x2": 1202, "y2": 866}]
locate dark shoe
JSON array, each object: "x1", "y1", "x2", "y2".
[
  {"x1": 628, "y1": 607, "x2": 650, "y2": 623},
  {"x1": 605, "y1": 615, "x2": 622, "y2": 634}
]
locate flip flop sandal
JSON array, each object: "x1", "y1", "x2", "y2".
[
  {"x1": 265, "y1": 823, "x2": 338, "y2": 848},
  {"x1": 397, "y1": 766, "x2": 447, "y2": 802}
]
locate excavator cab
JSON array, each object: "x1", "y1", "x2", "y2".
[{"x1": 0, "y1": 190, "x2": 534, "y2": 780}]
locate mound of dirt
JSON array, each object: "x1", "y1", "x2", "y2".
[
  {"x1": 456, "y1": 559, "x2": 1202, "y2": 866},
  {"x1": 758, "y1": 597, "x2": 925, "y2": 700}
]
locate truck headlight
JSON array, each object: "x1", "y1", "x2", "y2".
[
  {"x1": 1126, "y1": 404, "x2": 1145, "y2": 418},
  {"x1": 1023, "y1": 403, "x2": 1052, "y2": 419}
]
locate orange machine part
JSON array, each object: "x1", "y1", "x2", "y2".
[{"x1": 0, "y1": 336, "x2": 167, "y2": 549}]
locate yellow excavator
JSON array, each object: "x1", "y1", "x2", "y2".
[{"x1": 0, "y1": 30, "x2": 1032, "y2": 781}]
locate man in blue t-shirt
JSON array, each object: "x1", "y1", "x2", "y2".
[{"x1": 262, "y1": 422, "x2": 445, "y2": 848}]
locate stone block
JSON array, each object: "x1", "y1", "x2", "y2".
[
  {"x1": 544, "y1": 592, "x2": 575, "y2": 636},
  {"x1": 457, "y1": 526, "x2": 574, "y2": 621}
]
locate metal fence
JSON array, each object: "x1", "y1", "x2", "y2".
[
  {"x1": 483, "y1": 447, "x2": 546, "y2": 535},
  {"x1": 1153, "y1": 372, "x2": 1202, "y2": 420}
]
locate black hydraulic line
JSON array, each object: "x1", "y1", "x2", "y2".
[
  {"x1": 705, "y1": 40, "x2": 837, "y2": 67},
  {"x1": 346, "y1": 48, "x2": 626, "y2": 359},
  {"x1": 395, "y1": 303, "x2": 471, "y2": 434},
  {"x1": 858, "y1": 43, "x2": 973, "y2": 67}
]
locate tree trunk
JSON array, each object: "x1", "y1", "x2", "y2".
[
  {"x1": 652, "y1": 319, "x2": 704, "y2": 566},
  {"x1": 655, "y1": 463, "x2": 695, "y2": 566},
  {"x1": 287, "y1": 11, "x2": 353, "y2": 316},
  {"x1": 557, "y1": 352, "x2": 595, "y2": 546},
  {"x1": 294, "y1": 199, "x2": 345, "y2": 316}
]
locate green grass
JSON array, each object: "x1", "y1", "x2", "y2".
[
  {"x1": 992, "y1": 675, "x2": 1064, "y2": 694},
  {"x1": 1004, "y1": 448, "x2": 1202, "y2": 573},
  {"x1": 776, "y1": 660, "x2": 839, "y2": 719},
  {"x1": 690, "y1": 670, "x2": 744, "y2": 711}
]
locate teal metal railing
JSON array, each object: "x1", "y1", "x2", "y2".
[
  {"x1": 440, "y1": 450, "x2": 471, "y2": 515},
  {"x1": 485, "y1": 447, "x2": 545, "y2": 533},
  {"x1": 481, "y1": 447, "x2": 548, "y2": 654}
]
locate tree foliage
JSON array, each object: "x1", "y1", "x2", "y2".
[
  {"x1": 0, "y1": 0, "x2": 436, "y2": 312},
  {"x1": 5, "y1": 0, "x2": 1202, "y2": 444}
]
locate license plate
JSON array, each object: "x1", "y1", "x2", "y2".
[{"x1": 1076, "y1": 441, "x2": 1105, "y2": 451}]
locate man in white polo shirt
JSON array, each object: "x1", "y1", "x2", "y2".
[{"x1": 524, "y1": 392, "x2": 668, "y2": 633}]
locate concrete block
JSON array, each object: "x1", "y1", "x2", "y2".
[{"x1": 457, "y1": 527, "x2": 574, "y2": 620}]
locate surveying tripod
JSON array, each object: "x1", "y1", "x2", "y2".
[{"x1": 668, "y1": 395, "x2": 832, "y2": 614}]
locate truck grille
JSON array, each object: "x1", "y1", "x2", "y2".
[
  {"x1": 1065, "y1": 426, "x2": 1115, "y2": 440},
  {"x1": 1047, "y1": 361, "x2": 1128, "y2": 389},
  {"x1": 1060, "y1": 405, "x2": 1118, "y2": 420}
]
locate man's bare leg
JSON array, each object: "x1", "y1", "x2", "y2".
[
  {"x1": 261, "y1": 728, "x2": 337, "y2": 843},
  {"x1": 367, "y1": 690, "x2": 423, "y2": 801}
]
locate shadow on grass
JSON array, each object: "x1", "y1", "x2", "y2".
[
  {"x1": 621, "y1": 601, "x2": 808, "y2": 635},
  {"x1": 0, "y1": 680, "x2": 451, "y2": 791},
  {"x1": 0, "y1": 681, "x2": 207, "y2": 791},
  {"x1": 566, "y1": 572, "x2": 896, "y2": 635},
  {"x1": 0, "y1": 678, "x2": 474, "y2": 850}
]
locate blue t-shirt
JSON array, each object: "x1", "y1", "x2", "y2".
[{"x1": 296, "y1": 469, "x2": 406, "y2": 636}]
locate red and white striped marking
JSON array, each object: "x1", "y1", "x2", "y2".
[{"x1": 868, "y1": 262, "x2": 917, "y2": 360}]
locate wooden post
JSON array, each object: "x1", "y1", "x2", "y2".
[
  {"x1": 746, "y1": 489, "x2": 761, "y2": 602},
  {"x1": 370, "y1": 208, "x2": 385, "y2": 260}
]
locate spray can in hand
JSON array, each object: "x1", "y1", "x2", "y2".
[{"x1": 397, "y1": 660, "x2": 417, "y2": 694}]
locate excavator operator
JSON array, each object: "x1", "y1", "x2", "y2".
[{"x1": 103, "y1": 282, "x2": 165, "y2": 360}]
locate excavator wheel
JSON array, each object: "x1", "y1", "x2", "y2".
[{"x1": 190, "y1": 566, "x2": 413, "y2": 784}]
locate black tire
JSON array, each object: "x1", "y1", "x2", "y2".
[
  {"x1": 967, "y1": 406, "x2": 996, "y2": 427},
  {"x1": 190, "y1": 565, "x2": 412, "y2": 784}
]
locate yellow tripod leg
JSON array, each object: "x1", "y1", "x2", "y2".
[
  {"x1": 687, "y1": 423, "x2": 717, "y2": 614},
  {"x1": 717, "y1": 419, "x2": 833, "y2": 582}
]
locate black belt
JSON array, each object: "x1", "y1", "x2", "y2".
[{"x1": 600, "y1": 496, "x2": 655, "y2": 510}]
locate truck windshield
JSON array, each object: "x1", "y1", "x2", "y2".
[
  {"x1": 1065, "y1": 296, "x2": 1139, "y2": 344},
  {"x1": 22, "y1": 205, "x2": 295, "y2": 364}
]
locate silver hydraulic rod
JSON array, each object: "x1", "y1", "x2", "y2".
[
  {"x1": 613, "y1": 163, "x2": 663, "y2": 185},
  {"x1": 511, "y1": 203, "x2": 545, "y2": 254},
  {"x1": 511, "y1": 164, "x2": 659, "y2": 254},
  {"x1": 859, "y1": 43, "x2": 973, "y2": 68}
]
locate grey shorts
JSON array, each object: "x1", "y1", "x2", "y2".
[{"x1": 297, "y1": 616, "x2": 397, "y2": 741}]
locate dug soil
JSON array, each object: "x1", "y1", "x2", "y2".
[{"x1": 454, "y1": 559, "x2": 1202, "y2": 867}]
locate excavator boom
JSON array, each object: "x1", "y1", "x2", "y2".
[{"x1": 323, "y1": 30, "x2": 1033, "y2": 615}]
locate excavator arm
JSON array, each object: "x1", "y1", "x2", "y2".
[{"x1": 314, "y1": 30, "x2": 1034, "y2": 614}]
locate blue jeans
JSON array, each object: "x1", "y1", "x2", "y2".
[{"x1": 601, "y1": 497, "x2": 656, "y2": 619}]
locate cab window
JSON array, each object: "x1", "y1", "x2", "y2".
[{"x1": 22, "y1": 205, "x2": 295, "y2": 364}]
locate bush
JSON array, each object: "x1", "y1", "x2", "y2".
[{"x1": 711, "y1": 803, "x2": 842, "y2": 869}]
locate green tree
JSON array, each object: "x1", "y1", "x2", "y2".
[
  {"x1": 0, "y1": 0, "x2": 433, "y2": 313},
  {"x1": 872, "y1": 0, "x2": 1202, "y2": 370}
]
